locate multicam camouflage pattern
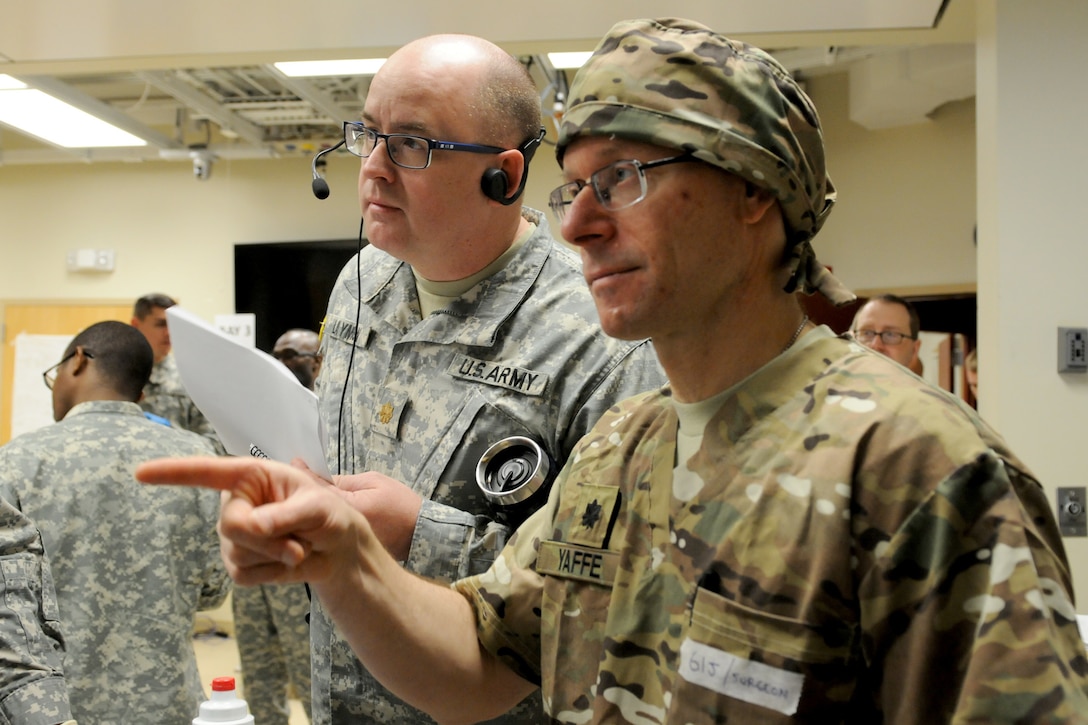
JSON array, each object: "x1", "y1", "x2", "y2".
[
  {"x1": 310, "y1": 208, "x2": 666, "y2": 724},
  {"x1": 140, "y1": 353, "x2": 224, "y2": 451},
  {"x1": 0, "y1": 496, "x2": 73, "y2": 725},
  {"x1": 233, "y1": 583, "x2": 312, "y2": 725},
  {"x1": 557, "y1": 17, "x2": 853, "y2": 306},
  {"x1": 0, "y1": 400, "x2": 231, "y2": 725},
  {"x1": 458, "y1": 328, "x2": 1088, "y2": 723}
]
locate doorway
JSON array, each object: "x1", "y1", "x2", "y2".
[{"x1": 234, "y1": 239, "x2": 361, "y2": 352}]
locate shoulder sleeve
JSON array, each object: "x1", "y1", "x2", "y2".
[
  {"x1": 859, "y1": 452, "x2": 1088, "y2": 722},
  {"x1": 0, "y1": 497, "x2": 74, "y2": 725}
]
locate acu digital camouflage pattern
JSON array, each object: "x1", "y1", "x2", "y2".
[
  {"x1": 0, "y1": 496, "x2": 73, "y2": 725},
  {"x1": 140, "y1": 353, "x2": 224, "y2": 451},
  {"x1": 310, "y1": 208, "x2": 666, "y2": 724},
  {"x1": 556, "y1": 17, "x2": 853, "y2": 306},
  {"x1": 0, "y1": 400, "x2": 231, "y2": 725},
  {"x1": 458, "y1": 328, "x2": 1088, "y2": 723},
  {"x1": 232, "y1": 582, "x2": 312, "y2": 724}
]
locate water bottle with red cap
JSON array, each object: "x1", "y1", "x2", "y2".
[{"x1": 192, "y1": 676, "x2": 255, "y2": 725}]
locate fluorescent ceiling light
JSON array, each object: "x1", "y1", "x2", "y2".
[
  {"x1": 274, "y1": 58, "x2": 387, "y2": 77},
  {"x1": 0, "y1": 74, "x2": 28, "y2": 90},
  {"x1": 0, "y1": 78, "x2": 146, "y2": 148},
  {"x1": 547, "y1": 52, "x2": 593, "y2": 70}
]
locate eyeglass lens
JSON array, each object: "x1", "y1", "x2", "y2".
[
  {"x1": 856, "y1": 330, "x2": 909, "y2": 345},
  {"x1": 550, "y1": 160, "x2": 647, "y2": 221},
  {"x1": 345, "y1": 124, "x2": 430, "y2": 169},
  {"x1": 42, "y1": 352, "x2": 75, "y2": 390}
]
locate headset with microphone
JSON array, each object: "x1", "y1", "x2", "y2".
[
  {"x1": 311, "y1": 140, "x2": 346, "y2": 199},
  {"x1": 311, "y1": 128, "x2": 546, "y2": 203}
]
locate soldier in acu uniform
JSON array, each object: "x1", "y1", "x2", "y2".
[
  {"x1": 138, "y1": 17, "x2": 1088, "y2": 725},
  {"x1": 0, "y1": 495, "x2": 75, "y2": 725},
  {"x1": 0, "y1": 321, "x2": 230, "y2": 724},
  {"x1": 131, "y1": 293, "x2": 222, "y2": 450},
  {"x1": 308, "y1": 30, "x2": 664, "y2": 725}
]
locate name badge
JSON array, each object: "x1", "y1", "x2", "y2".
[
  {"x1": 323, "y1": 316, "x2": 357, "y2": 342},
  {"x1": 537, "y1": 541, "x2": 619, "y2": 586},
  {"x1": 448, "y1": 354, "x2": 548, "y2": 396},
  {"x1": 679, "y1": 638, "x2": 803, "y2": 716}
]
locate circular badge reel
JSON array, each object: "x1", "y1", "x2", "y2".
[{"x1": 475, "y1": 436, "x2": 554, "y2": 528}]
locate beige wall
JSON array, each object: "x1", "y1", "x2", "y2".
[
  {"x1": 812, "y1": 73, "x2": 977, "y2": 293},
  {"x1": 0, "y1": 154, "x2": 360, "y2": 321}
]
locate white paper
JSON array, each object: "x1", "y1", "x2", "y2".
[
  {"x1": 214, "y1": 313, "x2": 257, "y2": 348},
  {"x1": 11, "y1": 334, "x2": 71, "y2": 438},
  {"x1": 166, "y1": 306, "x2": 331, "y2": 478}
]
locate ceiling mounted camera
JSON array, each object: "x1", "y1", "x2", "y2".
[{"x1": 190, "y1": 147, "x2": 215, "y2": 181}]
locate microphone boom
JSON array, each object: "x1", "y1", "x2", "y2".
[{"x1": 310, "y1": 140, "x2": 346, "y2": 199}]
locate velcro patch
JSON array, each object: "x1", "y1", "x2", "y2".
[
  {"x1": 537, "y1": 541, "x2": 618, "y2": 586},
  {"x1": 448, "y1": 354, "x2": 548, "y2": 396}
]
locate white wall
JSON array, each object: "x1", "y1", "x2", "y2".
[{"x1": 977, "y1": 0, "x2": 1088, "y2": 604}]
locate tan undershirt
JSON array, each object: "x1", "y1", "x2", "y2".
[{"x1": 414, "y1": 222, "x2": 535, "y2": 317}]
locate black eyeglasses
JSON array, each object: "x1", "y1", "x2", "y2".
[
  {"x1": 549, "y1": 154, "x2": 697, "y2": 222},
  {"x1": 343, "y1": 121, "x2": 507, "y2": 170},
  {"x1": 272, "y1": 350, "x2": 318, "y2": 363},
  {"x1": 853, "y1": 329, "x2": 915, "y2": 346},
  {"x1": 42, "y1": 350, "x2": 92, "y2": 390}
]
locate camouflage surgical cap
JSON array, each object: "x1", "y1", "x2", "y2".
[{"x1": 557, "y1": 17, "x2": 855, "y2": 305}]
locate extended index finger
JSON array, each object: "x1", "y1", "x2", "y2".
[{"x1": 135, "y1": 455, "x2": 286, "y2": 494}]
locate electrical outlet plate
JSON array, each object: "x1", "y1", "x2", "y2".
[
  {"x1": 1058, "y1": 487, "x2": 1088, "y2": 536},
  {"x1": 1058, "y1": 327, "x2": 1088, "y2": 373}
]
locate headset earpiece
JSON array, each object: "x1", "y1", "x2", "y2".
[
  {"x1": 481, "y1": 129, "x2": 546, "y2": 206},
  {"x1": 481, "y1": 168, "x2": 511, "y2": 203}
]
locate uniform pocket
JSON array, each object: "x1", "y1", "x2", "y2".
[
  {"x1": 669, "y1": 586, "x2": 858, "y2": 724},
  {"x1": 1, "y1": 552, "x2": 61, "y2": 665}
]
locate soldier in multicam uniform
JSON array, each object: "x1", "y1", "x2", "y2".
[
  {"x1": 137, "y1": 16, "x2": 1088, "y2": 725},
  {"x1": 0, "y1": 321, "x2": 231, "y2": 724},
  {"x1": 131, "y1": 293, "x2": 222, "y2": 449},
  {"x1": 231, "y1": 328, "x2": 319, "y2": 725},
  {"x1": 308, "y1": 32, "x2": 665, "y2": 725},
  {"x1": 0, "y1": 496, "x2": 75, "y2": 725}
]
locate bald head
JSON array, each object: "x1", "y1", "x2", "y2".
[
  {"x1": 378, "y1": 34, "x2": 540, "y2": 148},
  {"x1": 273, "y1": 328, "x2": 321, "y2": 390},
  {"x1": 358, "y1": 33, "x2": 544, "y2": 280}
]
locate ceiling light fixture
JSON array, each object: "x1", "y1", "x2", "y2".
[
  {"x1": 273, "y1": 59, "x2": 387, "y2": 77},
  {"x1": 547, "y1": 52, "x2": 593, "y2": 70},
  {"x1": 0, "y1": 74, "x2": 147, "y2": 148},
  {"x1": 0, "y1": 74, "x2": 27, "y2": 91}
]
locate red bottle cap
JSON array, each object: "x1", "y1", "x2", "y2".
[{"x1": 211, "y1": 676, "x2": 236, "y2": 692}]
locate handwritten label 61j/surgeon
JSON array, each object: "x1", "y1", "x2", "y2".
[{"x1": 678, "y1": 638, "x2": 803, "y2": 716}]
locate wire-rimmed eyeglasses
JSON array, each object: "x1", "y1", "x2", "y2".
[
  {"x1": 343, "y1": 121, "x2": 507, "y2": 170},
  {"x1": 853, "y1": 329, "x2": 915, "y2": 346},
  {"x1": 42, "y1": 350, "x2": 92, "y2": 390},
  {"x1": 272, "y1": 349, "x2": 318, "y2": 363},
  {"x1": 548, "y1": 154, "x2": 697, "y2": 223}
]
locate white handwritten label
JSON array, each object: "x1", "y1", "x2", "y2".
[{"x1": 678, "y1": 638, "x2": 803, "y2": 716}]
